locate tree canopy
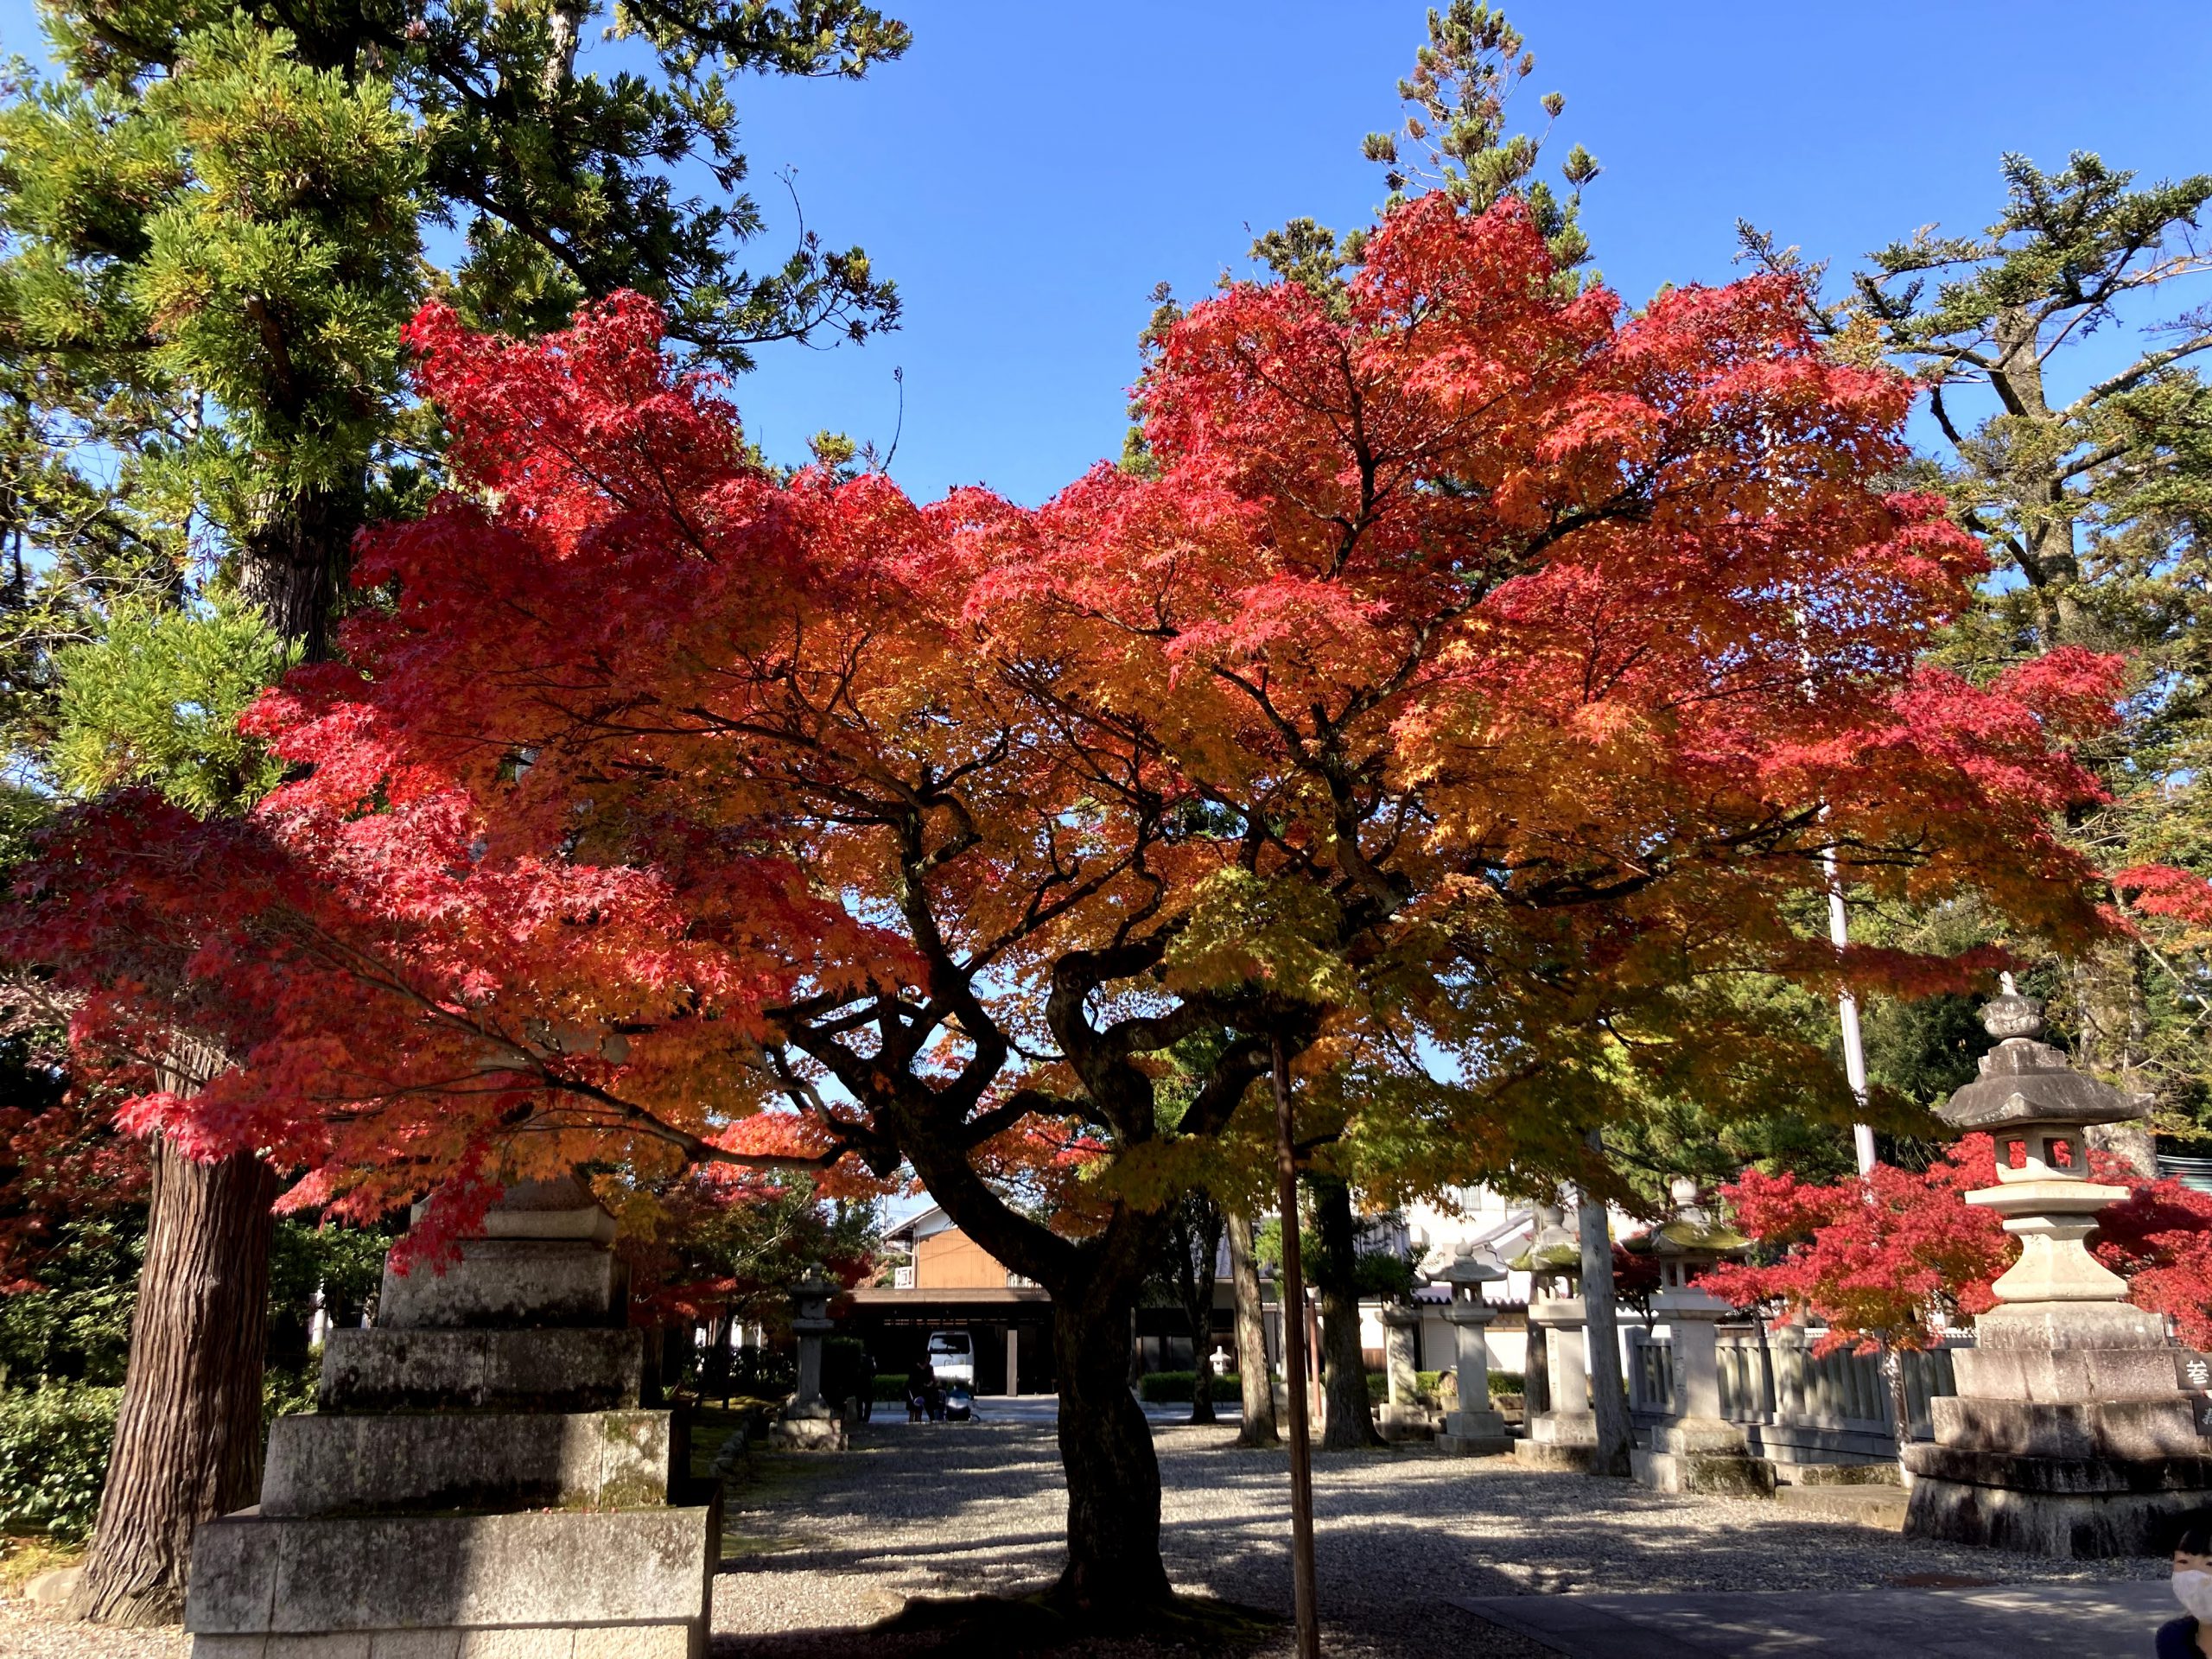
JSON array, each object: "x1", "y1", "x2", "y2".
[{"x1": 8, "y1": 181, "x2": 2176, "y2": 1603}]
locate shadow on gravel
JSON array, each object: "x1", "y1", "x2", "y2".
[{"x1": 713, "y1": 1589, "x2": 1281, "y2": 1659}]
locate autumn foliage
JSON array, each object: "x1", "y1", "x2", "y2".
[
  {"x1": 3, "y1": 192, "x2": 2159, "y2": 1602},
  {"x1": 1704, "y1": 1138, "x2": 2212, "y2": 1353},
  {"x1": 1698, "y1": 1140, "x2": 2013, "y2": 1354}
]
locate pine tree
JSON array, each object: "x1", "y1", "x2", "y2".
[{"x1": 1743, "y1": 153, "x2": 2212, "y2": 1151}]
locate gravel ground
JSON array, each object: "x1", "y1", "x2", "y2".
[
  {"x1": 711, "y1": 1418, "x2": 2167, "y2": 1658},
  {"x1": 0, "y1": 1418, "x2": 2166, "y2": 1658},
  {"x1": 0, "y1": 1595, "x2": 186, "y2": 1658}
]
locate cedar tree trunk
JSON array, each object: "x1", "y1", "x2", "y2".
[
  {"x1": 1225, "y1": 1209, "x2": 1278, "y2": 1446},
  {"x1": 1308, "y1": 1174, "x2": 1381, "y2": 1450},
  {"x1": 67, "y1": 1137, "x2": 278, "y2": 1624},
  {"x1": 72, "y1": 497, "x2": 350, "y2": 1623},
  {"x1": 1050, "y1": 1264, "x2": 1173, "y2": 1614}
]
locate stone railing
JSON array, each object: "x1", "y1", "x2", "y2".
[{"x1": 1626, "y1": 1321, "x2": 1963, "y2": 1465}]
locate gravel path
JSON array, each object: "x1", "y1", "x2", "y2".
[
  {"x1": 0, "y1": 1417, "x2": 2166, "y2": 1657},
  {"x1": 711, "y1": 1417, "x2": 2167, "y2": 1657},
  {"x1": 0, "y1": 1595, "x2": 186, "y2": 1658}
]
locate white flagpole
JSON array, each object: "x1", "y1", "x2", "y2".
[{"x1": 1825, "y1": 846, "x2": 1877, "y2": 1176}]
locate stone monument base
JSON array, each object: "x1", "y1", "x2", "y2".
[
  {"x1": 1376, "y1": 1403, "x2": 1436, "y2": 1443},
  {"x1": 1631, "y1": 1419, "x2": 1775, "y2": 1497},
  {"x1": 771, "y1": 1403, "x2": 849, "y2": 1452},
  {"x1": 1438, "y1": 1406, "x2": 1511, "y2": 1456},
  {"x1": 188, "y1": 1503, "x2": 718, "y2": 1658},
  {"x1": 1515, "y1": 1413, "x2": 1599, "y2": 1471},
  {"x1": 1904, "y1": 1445, "x2": 2212, "y2": 1557}
]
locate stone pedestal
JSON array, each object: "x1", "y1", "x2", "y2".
[
  {"x1": 1904, "y1": 986, "x2": 2212, "y2": 1557},
  {"x1": 1376, "y1": 1304, "x2": 1431, "y2": 1441},
  {"x1": 1631, "y1": 1287, "x2": 1771, "y2": 1496},
  {"x1": 185, "y1": 1179, "x2": 717, "y2": 1658},
  {"x1": 1516, "y1": 1294, "x2": 1599, "y2": 1470},
  {"x1": 1905, "y1": 1300, "x2": 2212, "y2": 1554},
  {"x1": 1439, "y1": 1301, "x2": 1510, "y2": 1455}
]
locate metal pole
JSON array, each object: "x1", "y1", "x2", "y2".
[
  {"x1": 1824, "y1": 846, "x2": 1877, "y2": 1176},
  {"x1": 1271, "y1": 1033, "x2": 1321, "y2": 1659}
]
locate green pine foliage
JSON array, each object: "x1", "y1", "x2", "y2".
[
  {"x1": 51, "y1": 596, "x2": 297, "y2": 815},
  {"x1": 1745, "y1": 152, "x2": 2212, "y2": 1142}
]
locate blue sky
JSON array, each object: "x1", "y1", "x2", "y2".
[
  {"x1": 715, "y1": 0, "x2": 2212, "y2": 504},
  {"x1": 2, "y1": 1, "x2": 2204, "y2": 505}
]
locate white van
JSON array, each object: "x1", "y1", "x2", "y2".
[{"x1": 925, "y1": 1329, "x2": 974, "y2": 1387}]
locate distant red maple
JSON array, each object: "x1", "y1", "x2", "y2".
[
  {"x1": 1705, "y1": 1139, "x2": 2212, "y2": 1355},
  {"x1": 7, "y1": 192, "x2": 2174, "y2": 1607},
  {"x1": 1699, "y1": 1136, "x2": 2013, "y2": 1356}
]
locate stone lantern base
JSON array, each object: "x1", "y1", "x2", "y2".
[
  {"x1": 1904, "y1": 1300, "x2": 2212, "y2": 1557},
  {"x1": 1632, "y1": 1419, "x2": 1776, "y2": 1497},
  {"x1": 1437, "y1": 1405, "x2": 1511, "y2": 1457}
]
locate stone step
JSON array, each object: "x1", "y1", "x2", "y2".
[
  {"x1": 185, "y1": 1504, "x2": 716, "y2": 1649},
  {"x1": 319, "y1": 1326, "x2": 645, "y2": 1413},
  {"x1": 1774, "y1": 1482, "x2": 1909, "y2": 1529},
  {"x1": 1784, "y1": 1461, "x2": 1901, "y2": 1487},
  {"x1": 376, "y1": 1237, "x2": 626, "y2": 1330},
  {"x1": 263, "y1": 1408, "x2": 674, "y2": 1517}
]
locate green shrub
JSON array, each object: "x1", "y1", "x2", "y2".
[
  {"x1": 1416, "y1": 1370, "x2": 1446, "y2": 1402},
  {"x1": 1488, "y1": 1370, "x2": 1524, "y2": 1396},
  {"x1": 873, "y1": 1374, "x2": 912, "y2": 1402},
  {"x1": 0, "y1": 1385, "x2": 119, "y2": 1542},
  {"x1": 264, "y1": 1364, "x2": 318, "y2": 1425},
  {"x1": 1137, "y1": 1370, "x2": 1240, "y2": 1403}
]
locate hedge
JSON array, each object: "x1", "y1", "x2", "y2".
[
  {"x1": 1137, "y1": 1370, "x2": 1240, "y2": 1403},
  {"x1": 0, "y1": 1385, "x2": 119, "y2": 1542}
]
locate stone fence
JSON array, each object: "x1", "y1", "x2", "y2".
[{"x1": 1627, "y1": 1321, "x2": 1963, "y2": 1465}]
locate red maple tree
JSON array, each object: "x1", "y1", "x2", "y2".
[
  {"x1": 9, "y1": 193, "x2": 2156, "y2": 1609},
  {"x1": 1698, "y1": 1137, "x2": 2014, "y2": 1356}
]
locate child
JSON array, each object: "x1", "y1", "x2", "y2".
[{"x1": 2163, "y1": 1514, "x2": 2212, "y2": 1658}]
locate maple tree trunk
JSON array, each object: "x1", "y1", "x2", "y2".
[
  {"x1": 67, "y1": 1137, "x2": 277, "y2": 1625},
  {"x1": 1309, "y1": 1174, "x2": 1381, "y2": 1450},
  {"x1": 1049, "y1": 1275, "x2": 1173, "y2": 1616},
  {"x1": 1226, "y1": 1210, "x2": 1279, "y2": 1446}
]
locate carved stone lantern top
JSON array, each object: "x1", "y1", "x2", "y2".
[
  {"x1": 1940, "y1": 979, "x2": 2136, "y2": 1147},
  {"x1": 789, "y1": 1268, "x2": 836, "y2": 1332},
  {"x1": 1508, "y1": 1202, "x2": 1581, "y2": 1287},
  {"x1": 1439, "y1": 1245, "x2": 1506, "y2": 1300},
  {"x1": 1941, "y1": 979, "x2": 2138, "y2": 1309}
]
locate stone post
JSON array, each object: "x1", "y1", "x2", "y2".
[
  {"x1": 183, "y1": 1177, "x2": 716, "y2": 1658},
  {"x1": 1625, "y1": 1176, "x2": 1771, "y2": 1495},
  {"x1": 1006, "y1": 1327, "x2": 1020, "y2": 1397},
  {"x1": 1904, "y1": 983, "x2": 2212, "y2": 1556},
  {"x1": 1438, "y1": 1249, "x2": 1510, "y2": 1455},
  {"x1": 1514, "y1": 1294, "x2": 1599, "y2": 1470},
  {"x1": 1630, "y1": 1289, "x2": 1770, "y2": 1495},
  {"x1": 1376, "y1": 1304, "x2": 1428, "y2": 1440},
  {"x1": 773, "y1": 1268, "x2": 845, "y2": 1450}
]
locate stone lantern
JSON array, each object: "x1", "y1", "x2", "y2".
[
  {"x1": 771, "y1": 1268, "x2": 847, "y2": 1451},
  {"x1": 1511, "y1": 1202, "x2": 1597, "y2": 1466},
  {"x1": 1904, "y1": 982, "x2": 2212, "y2": 1555},
  {"x1": 1436, "y1": 1248, "x2": 1512, "y2": 1455},
  {"x1": 1626, "y1": 1178, "x2": 1771, "y2": 1495}
]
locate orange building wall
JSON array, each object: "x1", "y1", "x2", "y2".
[{"x1": 914, "y1": 1226, "x2": 1008, "y2": 1289}]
